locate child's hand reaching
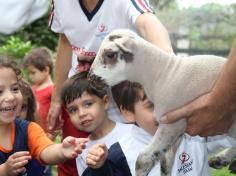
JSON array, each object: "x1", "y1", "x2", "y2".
[
  {"x1": 2, "y1": 151, "x2": 31, "y2": 176},
  {"x1": 86, "y1": 143, "x2": 108, "y2": 169},
  {"x1": 61, "y1": 136, "x2": 88, "y2": 159}
]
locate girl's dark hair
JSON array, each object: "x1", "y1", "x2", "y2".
[
  {"x1": 0, "y1": 54, "x2": 22, "y2": 81},
  {"x1": 61, "y1": 71, "x2": 108, "y2": 106},
  {"x1": 111, "y1": 81, "x2": 143, "y2": 113},
  {"x1": 23, "y1": 47, "x2": 53, "y2": 74},
  {"x1": 19, "y1": 80, "x2": 37, "y2": 122}
]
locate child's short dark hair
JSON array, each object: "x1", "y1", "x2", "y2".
[
  {"x1": 61, "y1": 71, "x2": 108, "y2": 106},
  {"x1": 111, "y1": 81, "x2": 144, "y2": 113},
  {"x1": 0, "y1": 54, "x2": 22, "y2": 81},
  {"x1": 23, "y1": 47, "x2": 53, "y2": 74}
]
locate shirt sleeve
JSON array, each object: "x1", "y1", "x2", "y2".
[
  {"x1": 126, "y1": 0, "x2": 154, "y2": 25},
  {"x1": 48, "y1": 0, "x2": 63, "y2": 33},
  {"x1": 28, "y1": 122, "x2": 54, "y2": 162}
]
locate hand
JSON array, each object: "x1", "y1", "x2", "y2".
[
  {"x1": 47, "y1": 100, "x2": 62, "y2": 132},
  {"x1": 61, "y1": 136, "x2": 88, "y2": 159},
  {"x1": 86, "y1": 143, "x2": 108, "y2": 169},
  {"x1": 3, "y1": 151, "x2": 31, "y2": 176},
  {"x1": 161, "y1": 92, "x2": 234, "y2": 136}
]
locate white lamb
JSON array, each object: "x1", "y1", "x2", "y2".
[{"x1": 89, "y1": 29, "x2": 236, "y2": 176}]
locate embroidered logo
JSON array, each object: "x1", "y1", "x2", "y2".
[
  {"x1": 177, "y1": 152, "x2": 193, "y2": 175},
  {"x1": 98, "y1": 24, "x2": 106, "y2": 32},
  {"x1": 96, "y1": 23, "x2": 109, "y2": 40},
  {"x1": 179, "y1": 152, "x2": 190, "y2": 164}
]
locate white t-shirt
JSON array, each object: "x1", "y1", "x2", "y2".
[
  {"x1": 76, "y1": 122, "x2": 132, "y2": 175},
  {"x1": 0, "y1": 0, "x2": 48, "y2": 34},
  {"x1": 50, "y1": 0, "x2": 153, "y2": 122},
  {"x1": 120, "y1": 125, "x2": 236, "y2": 176},
  {"x1": 119, "y1": 125, "x2": 161, "y2": 176},
  {"x1": 50, "y1": 0, "x2": 153, "y2": 75}
]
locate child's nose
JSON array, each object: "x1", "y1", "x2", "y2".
[
  {"x1": 4, "y1": 90, "x2": 15, "y2": 101},
  {"x1": 78, "y1": 108, "x2": 87, "y2": 118}
]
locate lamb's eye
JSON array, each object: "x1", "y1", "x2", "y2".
[{"x1": 105, "y1": 51, "x2": 118, "y2": 60}]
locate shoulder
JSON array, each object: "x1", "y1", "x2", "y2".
[
  {"x1": 107, "y1": 142, "x2": 131, "y2": 174},
  {"x1": 14, "y1": 119, "x2": 30, "y2": 131},
  {"x1": 115, "y1": 123, "x2": 133, "y2": 133},
  {"x1": 108, "y1": 142, "x2": 126, "y2": 164}
]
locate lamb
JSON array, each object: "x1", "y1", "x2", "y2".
[{"x1": 88, "y1": 29, "x2": 236, "y2": 176}]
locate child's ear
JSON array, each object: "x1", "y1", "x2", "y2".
[
  {"x1": 103, "y1": 95, "x2": 110, "y2": 110},
  {"x1": 120, "y1": 106, "x2": 135, "y2": 123},
  {"x1": 44, "y1": 66, "x2": 50, "y2": 74}
]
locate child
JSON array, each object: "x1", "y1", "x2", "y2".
[
  {"x1": 18, "y1": 79, "x2": 37, "y2": 122},
  {"x1": 23, "y1": 47, "x2": 54, "y2": 136},
  {"x1": 83, "y1": 81, "x2": 236, "y2": 176},
  {"x1": 18, "y1": 79, "x2": 52, "y2": 176},
  {"x1": 83, "y1": 81, "x2": 160, "y2": 176},
  {"x1": 0, "y1": 55, "x2": 88, "y2": 176},
  {"x1": 60, "y1": 71, "x2": 132, "y2": 175}
]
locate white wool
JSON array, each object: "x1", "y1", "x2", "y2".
[{"x1": 90, "y1": 29, "x2": 236, "y2": 176}]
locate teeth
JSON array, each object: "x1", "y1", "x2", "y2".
[{"x1": 0, "y1": 106, "x2": 16, "y2": 112}]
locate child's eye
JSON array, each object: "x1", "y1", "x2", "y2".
[
  {"x1": 67, "y1": 107, "x2": 77, "y2": 114},
  {"x1": 146, "y1": 102, "x2": 154, "y2": 111},
  {"x1": 12, "y1": 85, "x2": 20, "y2": 93},
  {"x1": 84, "y1": 101, "x2": 93, "y2": 107}
]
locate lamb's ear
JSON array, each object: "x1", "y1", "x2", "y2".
[{"x1": 114, "y1": 37, "x2": 134, "y2": 55}]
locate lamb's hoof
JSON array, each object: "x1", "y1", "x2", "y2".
[
  {"x1": 229, "y1": 160, "x2": 236, "y2": 174},
  {"x1": 208, "y1": 156, "x2": 229, "y2": 169}
]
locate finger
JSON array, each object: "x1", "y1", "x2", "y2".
[
  {"x1": 160, "y1": 104, "x2": 192, "y2": 124},
  {"x1": 86, "y1": 157, "x2": 97, "y2": 166},
  {"x1": 77, "y1": 138, "x2": 89, "y2": 144},
  {"x1": 68, "y1": 136, "x2": 76, "y2": 144},
  {"x1": 12, "y1": 151, "x2": 30, "y2": 159},
  {"x1": 98, "y1": 143, "x2": 107, "y2": 150},
  {"x1": 48, "y1": 113, "x2": 57, "y2": 130},
  {"x1": 14, "y1": 167, "x2": 27, "y2": 174},
  {"x1": 14, "y1": 158, "x2": 30, "y2": 169}
]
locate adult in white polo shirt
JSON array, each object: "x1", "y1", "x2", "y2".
[{"x1": 48, "y1": 0, "x2": 173, "y2": 175}]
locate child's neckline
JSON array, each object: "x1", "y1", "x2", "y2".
[{"x1": 89, "y1": 120, "x2": 116, "y2": 140}]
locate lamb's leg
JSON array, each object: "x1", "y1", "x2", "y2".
[
  {"x1": 135, "y1": 119, "x2": 186, "y2": 176},
  {"x1": 209, "y1": 148, "x2": 236, "y2": 169},
  {"x1": 209, "y1": 115, "x2": 236, "y2": 169},
  {"x1": 164, "y1": 138, "x2": 181, "y2": 175}
]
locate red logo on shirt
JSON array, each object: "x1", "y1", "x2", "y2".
[
  {"x1": 179, "y1": 152, "x2": 190, "y2": 164},
  {"x1": 98, "y1": 24, "x2": 106, "y2": 32}
]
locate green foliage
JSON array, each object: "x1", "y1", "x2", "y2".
[
  {"x1": 0, "y1": 13, "x2": 58, "y2": 53},
  {"x1": 211, "y1": 167, "x2": 236, "y2": 176},
  {"x1": 0, "y1": 36, "x2": 33, "y2": 60},
  {"x1": 157, "y1": 2, "x2": 235, "y2": 55},
  {"x1": 16, "y1": 14, "x2": 58, "y2": 51}
]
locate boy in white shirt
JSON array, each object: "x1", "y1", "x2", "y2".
[{"x1": 60, "y1": 72, "x2": 132, "y2": 176}]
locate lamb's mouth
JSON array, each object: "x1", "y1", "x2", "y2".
[
  {"x1": 88, "y1": 73, "x2": 109, "y2": 91},
  {"x1": 77, "y1": 59, "x2": 94, "y2": 72}
]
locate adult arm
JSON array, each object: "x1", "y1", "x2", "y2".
[
  {"x1": 135, "y1": 13, "x2": 173, "y2": 53},
  {"x1": 161, "y1": 36, "x2": 236, "y2": 136},
  {"x1": 47, "y1": 34, "x2": 72, "y2": 131}
]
